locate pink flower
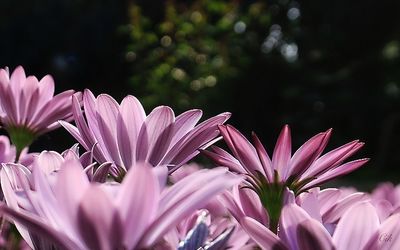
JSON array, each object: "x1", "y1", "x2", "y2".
[
  {"x1": 60, "y1": 89, "x2": 230, "y2": 177},
  {"x1": 0, "y1": 66, "x2": 77, "y2": 154},
  {"x1": 205, "y1": 124, "x2": 368, "y2": 194},
  {"x1": 0, "y1": 159, "x2": 241, "y2": 249},
  {"x1": 204, "y1": 124, "x2": 368, "y2": 233}
]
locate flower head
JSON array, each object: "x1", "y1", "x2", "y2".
[
  {"x1": 204, "y1": 124, "x2": 368, "y2": 233},
  {"x1": 0, "y1": 158, "x2": 241, "y2": 249},
  {"x1": 60, "y1": 89, "x2": 230, "y2": 177},
  {"x1": 205, "y1": 124, "x2": 368, "y2": 194},
  {"x1": 0, "y1": 66, "x2": 77, "y2": 154}
]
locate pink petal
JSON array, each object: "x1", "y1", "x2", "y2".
[
  {"x1": 96, "y1": 94, "x2": 123, "y2": 166},
  {"x1": 136, "y1": 106, "x2": 174, "y2": 164},
  {"x1": 223, "y1": 125, "x2": 265, "y2": 177},
  {"x1": 116, "y1": 95, "x2": 145, "y2": 167},
  {"x1": 332, "y1": 202, "x2": 380, "y2": 250},
  {"x1": 272, "y1": 125, "x2": 292, "y2": 180},
  {"x1": 363, "y1": 213, "x2": 400, "y2": 250},
  {"x1": 160, "y1": 113, "x2": 230, "y2": 169},
  {"x1": 169, "y1": 109, "x2": 202, "y2": 146},
  {"x1": 301, "y1": 159, "x2": 369, "y2": 191},
  {"x1": 251, "y1": 132, "x2": 273, "y2": 182},
  {"x1": 34, "y1": 151, "x2": 64, "y2": 174},
  {"x1": 116, "y1": 163, "x2": 160, "y2": 248},
  {"x1": 140, "y1": 168, "x2": 241, "y2": 247},
  {"x1": 201, "y1": 147, "x2": 245, "y2": 173},
  {"x1": 301, "y1": 140, "x2": 362, "y2": 179},
  {"x1": 297, "y1": 219, "x2": 334, "y2": 250},
  {"x1": 37, "y1": 75, "x2": 55, "y2": 108},
  {"x1": 322, "y1": 192, "x2": 369, "y2": 223},
  {"x1": 288, "y1": 130, "x2": 331, "y2": 178},
  {"x1": 279, "y1": 203, "x2": 311, "y2": 250},
  {"x1": 77, "y1": 185, "x2": 119, "y2": 250},
  {"x1": 54, "y1": 159, "x2": 90, "y2": 228},
  {"x1": 240, "y1": 216, "x2": 287, "y2": 250},
  {"x1": 0, "y1": 204, "x2": 82, "y2": 250}
]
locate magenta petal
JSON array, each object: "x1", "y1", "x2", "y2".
[
  {"x1": 163, "y1": 113, "x2": 230, "y2": 170},
  {"x1": 251, "y1": 132, "x2": 273, "y2": 182},
  {"x1": 272, "y1": 125, "x2": 292, "y2": 180},
  {"x1": 332, "y1": 202, "x2": 380, "y2": 250},
  {"x1": 219, "y1": 190, "x2": 246, "y2": 222},
  {"x1": 224, "y1": 125, "x2": 265, "y2": 177},
  {"x1": 301, "y1": 158, "x2": 369, "y2": 191},
  {"x1": 288, "y1": 130, "x2": 330, "y2": 178},
  {"x1": 301, "y1": 140, "x2": 362, "y2": 179},
  {"x1": 240, "y1": 217, "x2": 287, "y2": 250},
  {"x1": 201, "y1": 148, "x2": 245, "y2": 173},
  {"x1": 297, "y1": 219, "x2": 334, "y2": 250},
  {"x1": 59, "y1": 120, "x2": 88, "y2": 149},
  {"x1": 238, "y1": 188, "x2": 269, "y2": 225}
]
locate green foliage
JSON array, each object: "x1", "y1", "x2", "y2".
[{"x1": 125, "y1": 1, "x2": 276, "y2": 113}]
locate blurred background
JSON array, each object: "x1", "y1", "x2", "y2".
[{"x1": 1, "y1": 0, "x2": 400, "y2": 188}]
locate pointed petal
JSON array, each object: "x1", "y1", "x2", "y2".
[
  {"x1": 201, "y1": 147, "x2": 245, "y2": 173},
  {"x1": 301, "y1": 140, "x2": 363, "y2": 178},
  {"x1": 170, "y1": 109, "x2": 202, "y2": 146},
  {"x1": 251, "y1": 132, "x2": 273, "y2": 182},
  {"x1": 222, "y1": 125, "x2": 264, "y2": 177},
  {"x1": 301, "y1": 159, "x2": 369, "y2": 191},
  {"x1": 272, "y1": 125, "x2": 292, "y2": 180},
  {"x1": 161, "y1": 112, "x2": 230, "y2": 169},
  {"x1": 289, "y1": 130, "x2": 331, "y2": 178}
]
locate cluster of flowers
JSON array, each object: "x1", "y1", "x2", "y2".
[{"x1": 0, "y1": 66, "x2": 399, "y2": 250}]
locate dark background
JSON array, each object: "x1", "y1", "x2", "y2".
[{"x1": 1, "y1": 0, "x2": 400, "y2": 188}]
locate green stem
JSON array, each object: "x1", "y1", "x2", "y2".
[{"x1": 7, "y1": 127, "x2": 36, "y2": 161}]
